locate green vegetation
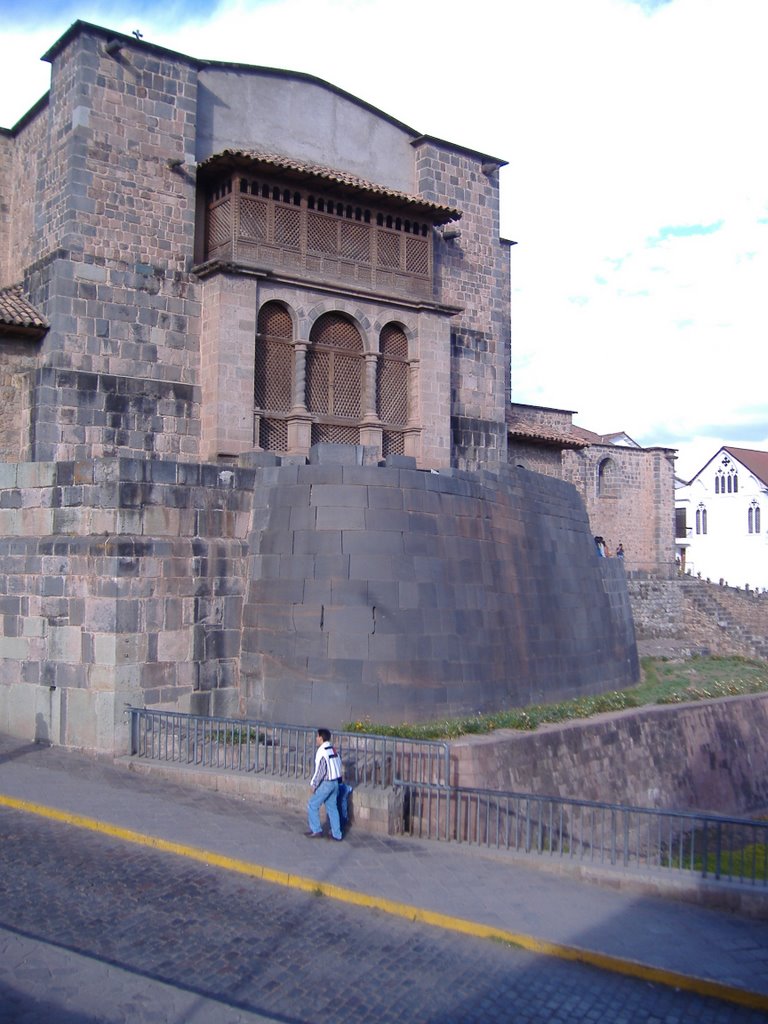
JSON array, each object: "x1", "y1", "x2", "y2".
[
  {"x1": 695, "y1": 841, "x2": 768, "y2": 880},
  {"x1": 344, "y1": 656, "x2": 768, "y2": 740}
]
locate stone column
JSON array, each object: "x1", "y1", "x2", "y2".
[
  {"x1": 359, "y1": 352, "x2": 382, "y2": 452},
  {"x1": 404, "y1": 358, "x2": 422, "y2": 463},
  {"x1": 288, "y1": 341, "x2": 312, "y2": 454}
]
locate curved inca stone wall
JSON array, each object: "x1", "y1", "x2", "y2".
[{"x1": 241, "y1": 454, "x2": 639, "y2": 726}]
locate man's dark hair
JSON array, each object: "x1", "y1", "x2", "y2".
[{"x1": 317, "y1": 728, "x2": 331, "y2": 742}]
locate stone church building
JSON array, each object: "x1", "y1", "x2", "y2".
[{"x1": 0, "y1": 21, "x2": 641, "y2": 752}]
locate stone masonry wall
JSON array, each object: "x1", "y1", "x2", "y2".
[
  {"x1": 0, "y1": 337, "x2": 40, "y2": 461},
  {"x1": 28, "y1": 367, "x2": 201, "y2": 462},
  {"x1": 451, "y1": 693, "x2": 768, "y2": 816},
  {"x1": 0, "y1": 457, "x2": 253, "y2": 751},
  {"x1": 0, "y1": 105, "x2": 48, "y2": 290},
  {"x1": 241, "y1": 452, "x2": 638, "y2": 727},
  {"x1": 507, "y1": 441, "x2": 563, "y2": 476},
  {"x1": 0, "y1": 447, "x2": 639, "y2": 751},
  {"x1": 0, "y1": 131, "x2": 13, "y2": 288},
  {"x1": 563, "y1": 445, "x2": 676, "y2": 574},
  {"x1": 415, "y1": 142, "x2": 510, "y2": 471},
  {"x1": 14, "y1": 30, "x2": 204, "y2": 462}
]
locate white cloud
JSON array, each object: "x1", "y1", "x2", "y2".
[{"x1": 2, "y1": 0, "x2": 768, "y2": 476}]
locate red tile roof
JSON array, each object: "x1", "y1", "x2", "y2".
[
  {"x1": 507, "y1": 418, "x2": 588, "y2": 450},
  {"x1": 199, "y1": 150, "x2": 461, "y2": 223},
  {"x1": 724, "y1": 446, "x2": 768, "y2": 487},
  {"x1": 0, "y1": 285, "x2": 48, "y2": 334}
]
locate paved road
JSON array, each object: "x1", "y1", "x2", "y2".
[{"x1": 1, "y1": 806, "x2": 764, "y2": 1024}]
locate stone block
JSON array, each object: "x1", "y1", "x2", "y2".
[
  {"x1": 309, "y1": 484, "x2": 368, "y2": 508},
  {"x1": 296, "y1": 464, "x2": 344, "y2": 485},
  {"x1": 364, "y1": 507, "x2": 409, "y2": 532},
  {"x1": 328, "y1": 579, "x2": 368, "y2": 606},
  {"x1": 308, "y1": 443, "x2": 364, "y2": 466},
  {"x1": 348, "y1": 554, "x2": 415, "y2": 582},
  {"x1": 157, "y1": 629, "x2": 192, "y2": 662},
  {"x1": 277, "y1": 555, "x2": 316, "y2": 580},
  {"x1": 288, "y1": 504, "x2": 316, "y2": 532},
  {"x1": 302, "y1": 579, "x2": 332, "y2": 605},
  {"x1": 323, "y1": 605, "x2": 375, "y2": 634},
  {"x1": 342, "y1": 530, "x2": 403, "y2": 556},
  {"x1": 47, "y1": 625, "x2": 82, "y2": 663},
  {"x1": 341, "y1": 465, "x2": 400, "y2": 488},
  {"x1": 328, "y1": 632, "x2": 370, "y2": 660},
  {"x1": 316, "y1": 506, "x2": 365, "y2": 531},
  {"x1": 293, "y1": 530, "x2": 342, "y2": 556},
  {"x1": 313, "y1": 554, "x2": 351, "y2": 579},
  {"x1": 383, "y1": 454, "x2": 417, "y2": 469},
  {"x1": 17, "y1": 462, "x2": 56, "y2": 488},
  {"x1": 237, "y1": 451, "x2": 280, "y2": 468}
]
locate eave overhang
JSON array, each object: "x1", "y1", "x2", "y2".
[{"x1": 199, "y1": 150, "x2": 462, "y2": 225}]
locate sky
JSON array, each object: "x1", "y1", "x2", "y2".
[{"x1": 1, "y1": 0, "x2": 767, "y2": 481}]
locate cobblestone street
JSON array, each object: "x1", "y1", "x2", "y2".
[{"x1": 1, "y1": 809, "x2": 763, "y2": 1024}]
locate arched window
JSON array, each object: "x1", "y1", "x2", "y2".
[
  {"x1": 696, "y1": 504, "x2": 708, "y2": 535},
  {"x1": 307, "y1": 313, "x2": 364, "y2": 446},
  {"x1": 378, "y1": 323, "x2": 409, "y2": 457},
  {"x1": 597, "y1": 457, "x2": 618, "y2": 498},
  {"x1": 255, "y1": 302, "x2": 293, "y2": 451},
  {"x1": 749, "y1": 501, "x2": 761, "y2": 534}
]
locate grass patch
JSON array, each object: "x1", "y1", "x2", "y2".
[
  {"x1": 695, "y1": 842, "x2": 768, "y2": 879},
  {"x1": 344, "y1": 656, "x2": 768, "y2": 740}
]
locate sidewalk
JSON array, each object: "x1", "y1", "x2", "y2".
[{"x1": 1, "y1": 733, "x2": 767, "y2": 1011}]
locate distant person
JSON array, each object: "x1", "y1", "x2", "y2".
[
  {"x1": 616, "y1": 543, "x2": 625, "y2": 559},
  {"x1": 594, "y1": 535, "x2": 605, "y2": 557},
  {"x1": 306, "y1": 728, "x2": 343, "y2": 841}
]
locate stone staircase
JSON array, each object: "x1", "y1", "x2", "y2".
[{"x1": 678, "y1": 575, "x2": 768, "y2": 659}]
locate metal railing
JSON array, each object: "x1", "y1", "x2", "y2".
[
  {"x1": 399, "y1": 783, "x2": 768, "y2": 886},
  {"x1": 127, "y1": 707, "x2": 450, "y2": 788}
]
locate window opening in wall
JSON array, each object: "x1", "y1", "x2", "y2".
[
  {"x1": 696, "y1": 503, "x2": 708, "y2": 535},
  {"x1": 254, "y1": 301, "x2": 293, "y2": 452},
  {"x1": 718, "y1": 456, "x2": 738, "y2": 494},
  {"x1": 675, "y1": 507, "x2": 687, "y2": 538},
  {"x1": 597, "y1": 457, "x2": 617, "y2": 498},
  {"x1": 307, "y1": 313, "x2": 363, "y2": 444},
  {"x1": 749, "y1": 501, "x2": 761, "y2": 534},
  {"x1": 378, "y1": 323, "x2": 409, "y2": 455}
]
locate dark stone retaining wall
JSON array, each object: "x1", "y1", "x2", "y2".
[
  {"x1": 241, "y1": 454, "x2": 638, "y2": 726},
  {"x1": 0, "y1": 448, "x2": 639, "y2": 750},
  {"x1": 451, "y1": 693, "x2": 768, "y2": 815}
]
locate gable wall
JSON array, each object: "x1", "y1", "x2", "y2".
[
  {"x1": 196, "y1": 68, "x2": 418, "y2": 192},
  {"x1": 678, "y1": 453, "x2": 768, "y2": 589}
]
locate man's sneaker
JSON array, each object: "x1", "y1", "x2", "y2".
[{"x1": 304, "y1": 831, "x2": 324, "y2": 838}]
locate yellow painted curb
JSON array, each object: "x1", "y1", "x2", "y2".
[{"x1": 2, "y1": 793, "x2": 766, "y2": 1012}]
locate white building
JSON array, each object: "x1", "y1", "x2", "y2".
[{"x1": 676, "y1": 446, "x2": 768, "y2": 590}]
